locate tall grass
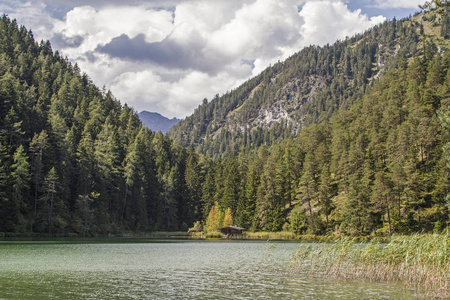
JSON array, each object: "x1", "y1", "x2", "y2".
[
  {"x1": 290, "y1": 233, "x2": 450, "y2": 298},
  {"x1": 244, "y1": 231, "x2": 298, "y2": 240},
  {"x1": 243, "y1": 231, "x2": 354, "y2": 241}
]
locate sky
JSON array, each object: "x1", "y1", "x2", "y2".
[{"x1": 0, "y1": 0, "x2": 424, "y2": 118}]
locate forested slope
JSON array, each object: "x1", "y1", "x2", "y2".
[
  {"x1": 180, "y1": 11, "x2": 450, "y2": 235},
  {"x1": 170, "y1": 14, "x2": 441, "y2": 159},
  {"x1": 196, "y1": 48, "x2": 450, "y2": 236},
  {"x1": 0, "y1": 15, "x2": 205, "y2": 235}
]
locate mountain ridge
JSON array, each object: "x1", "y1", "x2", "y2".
[
  {"x1": 138, "y1": 111, "x2": 181, "y2": 134},
  {"x1": 169, "y1": 14, "x2": 428, "y2": 158}
]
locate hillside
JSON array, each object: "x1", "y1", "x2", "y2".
[
  {"x1": 193, "y1": 13, "x2": 450, "y2": 235},
  {"x1": 138, "y1": 111, "x2": 180, "y2": 134},
  {"x1": 0, "y1": 15, "x2": 205, "y2": 235},
  {"x1": 169, "y1": 15, "x2": 426, "y2": 158},
  {"x1": 166, "y1": 10, "x2": 450, "y2": 235}
]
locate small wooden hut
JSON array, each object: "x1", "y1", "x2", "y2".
[{"x1": 218, "y1": 225, "x2": 245, "y2": 236}]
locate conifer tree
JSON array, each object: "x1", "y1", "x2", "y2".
[
  {"x1": 11, "y1": 144, "x2": 30, "y2": 230},
  {"x1": 372, "y1": 171, "x2": 393, "y2": 235},
  {"x1": 39, "y1": 167, "x2": 58, "y2": 234},
  {"x1": 297, "y1": 153, "x2": 318, "y2": 232},
  {"x1": 318, "y1": 163, "x2": 333, "y2": 232},
  {"x1": 29, "y1": 130, "x2": 48, "y2": 227}
]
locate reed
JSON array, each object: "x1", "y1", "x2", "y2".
[
  {"x1": 244, "y1": 231, "x2": 298, "y2": 240},
  {"x1": 290, "y1": 233, "x2": 450, "y2": 298}
]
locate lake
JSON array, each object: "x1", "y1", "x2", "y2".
[{"x1": 0, "y1": 239, "x2": 418, "y2": 299}]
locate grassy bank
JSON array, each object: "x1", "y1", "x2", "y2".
[
  {"x1": 290, "y1": 233, "x2": 450, "y2": 298},
  {"x1": 189, "y1": 231, "x2": 324, "y2": 240},
  {"x1": 243, "y1": 231, "x2": 334, "y2": 241},
  {"x1": 190, "y1": 230, "x2": 392, "y2": 241}
]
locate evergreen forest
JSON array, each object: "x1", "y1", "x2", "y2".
[
  {"x1": 0, "y1": 9, "x2": 449, "y2": 237},
  {"x1": 0, "y1": 15, "x2": 204, "y2": 235}
]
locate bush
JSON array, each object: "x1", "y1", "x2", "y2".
[
  {"x1": 188, "y1": 221, "x2": 203, "y2": 233},
  {"x1": 204, "y1": 231, "x2": 223, "y2": 238}
]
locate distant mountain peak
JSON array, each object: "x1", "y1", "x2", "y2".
[{"x1": 138, "y1": 111, "x2": 181, "y2": 134}]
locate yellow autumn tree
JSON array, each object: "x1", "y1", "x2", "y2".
[
  {"x1": 223, "y1": 208, "x2": 233, "y2": 226},
  {"x1": 205, "y1": 203, "x2": 219, "y2": 233}
]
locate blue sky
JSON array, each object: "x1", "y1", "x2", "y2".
[
  {"x1": 0, "y1": 0, "x2": 423, "y2": 118},
  {"x1": 347, "y1": 0, "x2": 421, "y2": 20}
]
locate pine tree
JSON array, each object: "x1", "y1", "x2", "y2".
[
  {"x1": 438, "y1": 107, "x2": 450, "y2": 219},
  {"x1": 200, "y1": 160, "x2": 216, "y2": 218},
  {"x1": 318, "y1": 163, "x2": 333, "y2": 232},
  {"x1": 11, "y1": 144, "x2": 30, "y2": 231},
  {"x1": 372, "y1": 171, "x2": 394, "y2": 235},
  {"x1": 39, "y1": 167, "x2": 58, "y2": 234},
  {"x1": 75, "y1": 192, "x2": 98, "y2": 237},
  {"x1": 221, "y1": 154, "x2": 241, "y2": 216},
  {"x1": 403, "y1": 159, "x2": 425, "y2": 231},
  {"x1": 296, "y1": 153, "x2": 318, "y2": 232},
  {"x1": 29, "y1": 130, "x2": 48, "y2": 229},
  {"x1": 185, "y1": 146, "x2": 202, "y2": 224},
  {"x1": 160, "y1": 169, "x2": 178, "y2": 231},
  {"x1": 0, "y1": 140, "x2": 13, "y2": 232}
]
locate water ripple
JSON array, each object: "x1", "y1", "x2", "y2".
[{"x1": 0, "y1": 240, "x2": 418, "y2": 299}]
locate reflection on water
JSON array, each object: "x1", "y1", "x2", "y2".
[{"x1": 0, "y1": 240, "x2": 417, "y2": 299}]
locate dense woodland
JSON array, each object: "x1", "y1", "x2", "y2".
[
  {"x1": 0, "y1": 10, "x2": 449, "y2": 236},
  {"x1": 198, "y1": 48, "x2": 450, "y2": 235},
  {"x1": 0, "y1": 15, "x2": 204, "y2": 235}
]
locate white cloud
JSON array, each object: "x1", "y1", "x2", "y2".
[
  {"x1": 173, "y1": 1, "x2": 242, "y2": 32},
  {"x1": 0, "y1": 1, "x2": 61, "y2": 42},
  {"x1": 299, "y1": 1, "x2": 385, "y2": 47},
  {"x1": 57, "y1": 5, "x2": 174, "y2": 51},
  {"x1": 251, "y1": 1, "x2": 386, "y2": 76},
  {"x1": 1, "y1": 0, "x2": 391, "y2": 118},
  {"x1": 110, "y1": 69, "x2": 240, "y2": 117},
  {"x1": 209, "y1": 0, "x2": 304, "y2": 59}
]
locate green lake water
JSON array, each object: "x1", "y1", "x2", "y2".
[{"x1": 0, "y1": 239, "x2": 418, "y2": 299}]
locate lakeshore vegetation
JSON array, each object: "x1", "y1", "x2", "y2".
[{"x1": 291, "y1": 233, "x2": 450, "y2": 298}]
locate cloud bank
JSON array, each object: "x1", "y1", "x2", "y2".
[{"x1": 2, "y1": 0, "x2": 388, "y2": 118}]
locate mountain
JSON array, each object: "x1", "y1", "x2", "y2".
[
  {"x1": 169, "y1": 13, "x2": 448, "y2": 159},
  {"x1": 138, "y1": 111, "x2": 180, "y2": 134},
  {"x1": 166, "y1": 10, "x2": 450, "y2": 235}
]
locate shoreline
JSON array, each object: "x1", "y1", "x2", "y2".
[{"x1": 0, "y1": 230, "x2": 395, "y2": 243}]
